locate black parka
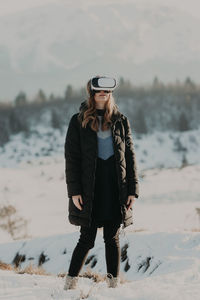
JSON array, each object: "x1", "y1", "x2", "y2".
[{"x1": 64, "y1": 100, "x2": 139, "y2": 228}]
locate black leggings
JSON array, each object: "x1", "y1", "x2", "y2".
[{"x1": 68, "y1": 219, "x2": 121, "y2": 277}]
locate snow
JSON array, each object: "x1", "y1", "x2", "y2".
[
  {"x1": 0, "y1": 231, "x2": 200, "y2": 299},
  {"x1": 1, "y1": 125, "x2": 200, "y2": 169},
  {"x1": 0, "y1": 126, "x2": 200, "y2": 299},
  {"x1": 0, "y1": 160, "x2": 200, "y2": 241}
]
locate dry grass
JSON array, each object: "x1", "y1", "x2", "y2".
[
  {"x1": 132, "y1": 228, "x2": 147, "y2": 232},
  {"x1": 79, "y1": 267, "x2": 130, "y2": 284},
  {"x1": 58, "y1": 267, "x2": 131, "y2": 285},
  {"x1": 57, "y1": 272, "x2": 66, "y2": 278},
  {"x1": 0, "y1": 261, "x2": 130, "y2": 286},
  {"x1": 0, "y1": 261, "x2": 13, "y2": 270},
  {"x1": 184, "y1": 228, "x2": 200, "y2": 232},
  {"x1": 126, "y1": 228, "x2": 147, "y2": 234},
  {"x1": 15, "y1": 263, "x2": 51, "y2": 276},
  {"x1": 79, "y1": 267, "x2": 105, "y2": 283},
  {"x1": 0, "y1": 260, "x2": 51, "y2": 276}
]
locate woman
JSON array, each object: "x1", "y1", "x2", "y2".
[{"x1": 64, "y1": 76, "x2": 139, "y2": 289}]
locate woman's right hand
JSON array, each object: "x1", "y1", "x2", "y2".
[{"x1": 72, "y1": 195, "x2": 83, "y2": 210}]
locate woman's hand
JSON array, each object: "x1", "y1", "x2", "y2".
[
  {"x1": 72, "y1": 195, "x2": 83, "y2": 210},
  {"x1": 126, "y1": 195, "x2": 135, "y2": 210}
]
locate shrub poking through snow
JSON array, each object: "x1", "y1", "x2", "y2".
[{"x1": 0, "y1": 203, "x2": 29, "y2": 240}]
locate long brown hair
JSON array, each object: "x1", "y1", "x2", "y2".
[{"x1": 80, "y1": 77, "x2": 119, "y2": 132}]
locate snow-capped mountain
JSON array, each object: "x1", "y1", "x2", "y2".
[{"x1": 1, "y1": 0, "x2": 200, "y2": 99}]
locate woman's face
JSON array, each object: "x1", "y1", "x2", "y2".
[{"x1": 94, "y1": 90, "x2": 111, "y2": 106}]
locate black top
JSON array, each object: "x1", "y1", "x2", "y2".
[
  {"x1": 92, "y1": 154, "x2": 122, "y2": 227},
  {"x1": 96, "y1": 108, "x2": 106, "y2": 116},
  {"x1": 91, "y1": 110, "x2": 122, "y2": 227}
]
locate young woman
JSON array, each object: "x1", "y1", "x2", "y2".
[{"x1": 64, "y1": 76, "x2": 139, "y2": 289}]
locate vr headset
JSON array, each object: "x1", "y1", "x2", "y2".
[{"x1": 90, "y1": 76, "x2": 117, "y2": 91}]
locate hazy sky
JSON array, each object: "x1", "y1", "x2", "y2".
[
  {"x1": 0, "y1": 0, "x2": 200, "y2": 18},
  {"x1": 0, "y1": 0, "x2": 56, "y2": 16}
]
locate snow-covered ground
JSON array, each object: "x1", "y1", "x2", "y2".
[
  {"x1": 0, "y1": 231, "x2": 200, "y2": 300},
  {"x1": 1, "y1": 125, "x2": 200, "y2": 169},
  {"x1": 0, "y1": 160, "x2": 200, "y2": 243},
  {"x1": 0, "y1": 127, "x2": 200, "y2": 299}
]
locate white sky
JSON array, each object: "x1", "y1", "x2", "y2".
[
  {"x1": 0, "y1": 0, "x2": 200, "y2": 18},
  {"x1": 0, "y1": 0, "x2": 56, "y2": 16}
]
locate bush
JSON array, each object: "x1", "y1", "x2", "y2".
[{"x1": 0, "y1": 203, "x2": 30, "y2": 240}]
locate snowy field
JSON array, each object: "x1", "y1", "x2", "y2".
[
  {"x1": 1, "y1": 126, "x2": 200, "y2": 169},
  {"x1": 0, "y1": 159, "x2": 200, "y2": 242},
  {"x1": 0, "y1": 231, "x2": 200, "y2": 300},
  {"x1": 0, "y1": 127, "x2": 200, "y2": 299}
]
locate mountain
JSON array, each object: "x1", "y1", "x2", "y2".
[{"x1": 1, "y1": 0, "x2": 200, "y2": 100}]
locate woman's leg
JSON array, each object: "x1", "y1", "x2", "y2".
[
  {"x1": 103, "y1": 221, "x2": 121, "y2": 277},
  {"x1": 68, "y1": 220, "x2": 98, "y2": 277}
]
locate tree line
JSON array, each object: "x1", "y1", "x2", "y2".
[{"x1": 0, "y1": 76, "x2": 199, "y2": 146}]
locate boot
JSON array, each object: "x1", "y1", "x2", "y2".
[
  {"x1": 106, "y1": 273, "x2": 119, "y2": 288},
  {"x1": 63, "y1": 274, "x2": 78, "y2": 290}
]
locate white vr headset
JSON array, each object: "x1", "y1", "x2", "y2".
[{"x1": 90, "y1": 76, "x2": 117, "y2": 91}]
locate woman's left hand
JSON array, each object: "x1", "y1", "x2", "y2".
[{"x1": 126, "y1": 195, "x2": 135, "y2": 210}]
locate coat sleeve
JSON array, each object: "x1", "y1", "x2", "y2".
[
  {"x1": 64, "y1": 114, "x2": 82, "y2": 197},
  {"x1": 124, "y1": 117, "x2": 139, "y2": 198}
]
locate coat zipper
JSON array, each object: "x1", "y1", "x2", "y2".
[
  {"x1": 111, "y1": 123, "x2": 125, "y2": 229},
  {"x1": 90, "y1": 131, "x2": 98, "y2": 227}
]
